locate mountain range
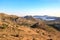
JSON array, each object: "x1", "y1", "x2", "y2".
[{"x1": 33, "y1": 15, "x2": 60, "y2": 21}]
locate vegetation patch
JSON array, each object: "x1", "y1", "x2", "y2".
[{"x1": 0, "y1": 24, "x2": 8, "y2": 29}]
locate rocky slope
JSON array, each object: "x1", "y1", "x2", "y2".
[{"x1": 0, "y1": 13, "x2": 60, "y2": 40}]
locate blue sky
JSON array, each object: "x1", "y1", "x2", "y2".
[{"x1": 0, "y1": 0, "x2": 60, "y2": 16}]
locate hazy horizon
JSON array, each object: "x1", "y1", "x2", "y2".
[{"x1": 0, "y1": 0, "x2": 60, "y2": 17}]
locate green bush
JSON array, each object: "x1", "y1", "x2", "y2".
[{"x1": 0, "y1": 24, "x2": 8, "y2": 29}]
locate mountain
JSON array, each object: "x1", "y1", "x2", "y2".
[
  {"x1": 0, "y1": 13, "x2": 60, "y2": 40},
  {"x1": 33, "y1": 15, "x2": 60, "y2": 31},
  {"x1": 33, "y1": 15, "x2": 60, "y2": 21}
]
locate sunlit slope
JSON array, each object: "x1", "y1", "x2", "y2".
[{"x1": 0, "y1": 13, "x2": 60, "y2": 40}]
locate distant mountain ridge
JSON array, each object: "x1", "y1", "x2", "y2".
[{"x1": 33, "y1": 15, "x2": 60, "y2": 21}]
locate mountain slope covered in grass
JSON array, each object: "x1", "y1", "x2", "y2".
[{"x1": 0, "y1": 13, "x2": 60, "y2": 40}]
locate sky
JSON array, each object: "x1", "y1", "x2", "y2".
[{"x1": 0, "y1": 0, "x2": 60, "y2": 17}]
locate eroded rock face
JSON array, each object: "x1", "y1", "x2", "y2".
[{"x1": 0, "y1": 13, "x2": 60, "y2": 40}]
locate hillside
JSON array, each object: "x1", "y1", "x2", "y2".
[
  {"x1": 0, "y1": 13, "x2": 60, "y2": 40},
  {"x1": 33, "y1": 15, "x2": 60, "y2": 31}
]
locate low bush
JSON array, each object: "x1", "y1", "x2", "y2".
[{"x1": 0, "y1": 24, "x2": 8, "y2": 29}]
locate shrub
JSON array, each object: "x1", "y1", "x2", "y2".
[
  {"x1": 0, "y1": 24, "x2": 8, "y2": 29},
  {"x1": 11, "y1": 34, "x2": 19, "y2": 37}
]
